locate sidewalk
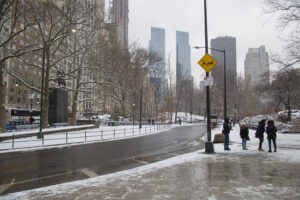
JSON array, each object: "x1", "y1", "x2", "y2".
[{"x1": 2, "y1": 126, "x2": 300, "y2": 200}]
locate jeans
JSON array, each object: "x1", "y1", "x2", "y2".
[
  {"x1": 259, "y1": 137, "x2": 264, "y2": 148},
  {"x1": 268, "y1": 139, "x2": 277, "y2": 152},
  {"x1": 242, "y1": 138, "x2": 247, "y2": 148},
  {"x1": 224, "y1": 134, "x2": 229, "y2": 150}
]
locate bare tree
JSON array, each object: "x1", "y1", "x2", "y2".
[
  {"x1": 0, "y1": 0, "x2": 38, "y2": 132},
  {"x1": 264, "y1": 0, "x2": 300, "y2": 66}
]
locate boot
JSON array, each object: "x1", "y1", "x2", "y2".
[{"x1": 258, "y1": 147, "x2": 264, "y2": 152}]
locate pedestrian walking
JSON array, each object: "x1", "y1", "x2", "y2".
[
  {"x1": 29, "y1": 116, "x2": 35, "y2": 124},
  {"x1": 255, "y1": 119, "x2": 266, "y2": 151},
  {"x1": 178, "y1": 117, "x2": 182, "y2": 125},
  {"x1": 266, "y1": 120, "x2": 277, "y2": 152},
  {"x1": 222, "y1": 117, "x2": 232, "y2": 150},
  {"x1": 240, "y1": 122, "x2": 249, "y2": 150},
  {"x1": 151, "y1": 119, "x2": 154, "y2": 125},
  {"x1": 148, "y1": 119, "x2": 151, "y2": 125}
]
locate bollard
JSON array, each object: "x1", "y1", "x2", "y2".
[
  {"x1": 145, "y1": 127, "x2": 146, "y2": 134},
  {"x1": 85, "y1": 130, "x2": 87, "y2": 142},
  {"x1": 114, "y1": 129, "x2": 115, "y2": 138},
  {"x1": 133, "y1": 127, "x2": 134, "y2": 135},
  {"x1": 124, "y1": 128, "x2": 126, "y2": 137},
  {"x1": 101, "y1": 130, "x2": 103, "y2": 140},
  {"x1": 139, "y1": 128, "x2": 141, "y2": 135},
  {"x1": 150, "y1": 125, "x2": 151, "y2": 132},
  {"x1": 42, "y1": 136, "x2": 44, "y2": 146},
  {"x1": 66, "y1": 132, "x2": 68, "y2": 143},
  {"x1": 12, "y1": 134, "x2": 14, "y2": 149}
]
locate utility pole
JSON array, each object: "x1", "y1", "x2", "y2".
[{"x1": 204, "y1": 0, "x2": 214, "y2": 153}]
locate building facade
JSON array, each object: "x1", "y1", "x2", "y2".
[
  {"x1": 244, "y1": 45, "x2": 269, "y2": 85},
  {"x1": 176, "y1": 31, "x2": 191, "y2": 83},
  {"x1": 176, "y1": 31, "x2": 193, "y2": 113},
  {"x1": 149, "y1": 27, "x2": 165, "y2": 98},
  {"x1": 210, "y1": 36, "x2": 237, "y2": 86},
  {"x1": 110, "y1": 0, "x2": 129, "y2": 48}
]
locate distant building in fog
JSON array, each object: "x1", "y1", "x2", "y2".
[
  {"x1": 244, "y1": 45, "x2": 269, "y2": 85},
  {"x1": 149, "y1": 27, "x2": 165, "y2": 96}
]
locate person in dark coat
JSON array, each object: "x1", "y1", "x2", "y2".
[
  {"x1": 29, "y1": 116, "x2": 35, "y2": 124},
  {"x1": 256, "y1": 119, "x2": 266, "y2": 151},
  {"x1": 223, "y1": 117, "x2": 232, "y2": 150},
  {"x1": 266, "y1": 120, "x2": 277, "y2": 152},
  {"x1": 240, "y1": 122, "x2": 249, "y2": 150}
]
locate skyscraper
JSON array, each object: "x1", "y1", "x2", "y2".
[
  {"x1": 110, "y1": 0, "x2": 129, "y2": 48},
  {"x1": 176, "y1": 31, "x2": 192, "y2": 113},
  {"x1": 176, "y1": 31, "x2": 191, "y2": 86},
  {"x1": 244, "y1": 46, "x2": 269, "y2": 85},
  {"x1": 211, "y1": 36, "x2": 237, "y2": 86},
  {"x1": 149, "y1": 27, "x2": 165, "y2": 95}
]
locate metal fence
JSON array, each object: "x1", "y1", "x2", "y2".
[{"x1": 0, "y1": 124, "x2": 171, "y2": 151}]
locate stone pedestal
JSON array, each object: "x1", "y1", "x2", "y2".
[{"x1": 48, "y1": 88, "x2": 68, "y2": 124}]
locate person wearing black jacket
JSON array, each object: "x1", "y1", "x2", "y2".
[
  {"x1": 266, "y1": 120, "x2": 277, "y2": 152},
  {"x1": 256, "y1": 119, "x2": 266, "y2": 151},
  {"x1": 240, "y1": 123, "x2": 249, "y2": 150},
  {"x1": 223, "y1": 118, "x2": 232, "y2": 150}
]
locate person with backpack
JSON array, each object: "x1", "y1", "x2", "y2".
[
  {"x1": 256, "y1": 119, "x2": 266, "y2": 151},
  {"x1": 240, "y1": 122, "x2": 249, "y2": 150},
  {"x1": 266, "y1": 120, "x2": 277, "y2": 152},
  {"x1": 223, "y1": 117, "x2": 232, "y2": 150}
]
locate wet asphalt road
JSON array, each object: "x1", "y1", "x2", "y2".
[{"x1": 0, "y1": 124, "x2": 206, "y2": 195}]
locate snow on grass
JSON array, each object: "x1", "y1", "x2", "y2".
[{"x1": 0, "y1": 123, "x2": 196, "y2": 153}]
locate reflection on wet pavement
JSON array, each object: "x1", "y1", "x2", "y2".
[{"x1": 5, "y1": 153, "x2": 300, "y2": 200}]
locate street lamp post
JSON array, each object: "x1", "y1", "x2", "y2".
[
  {"x1": 139, "y1": 88, "x2": 143, "y2": 129},
  {"x1": 132, "y1": 103, "x2": 135, "y2": 125},
  {"x1": 204, "y1": 0, "x2": 214, "y2": 153},
  {"x1": 194, "y1": 46, "x2": 227, "y2": 121}
]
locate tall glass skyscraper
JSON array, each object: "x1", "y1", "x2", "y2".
[
  {"x1": 210, "y1": 36, "x2": 237, "y2": 86},
  {"x1": 149, "y1": 27, "x2": 165, "y2": 95},
  {"x1": 176, "y1": 31, "x2": 191, "y2": 82}
]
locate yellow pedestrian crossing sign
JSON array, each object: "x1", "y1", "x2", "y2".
[{"x1": 198, "y1": 53, "x2": 218, "y2": 72}]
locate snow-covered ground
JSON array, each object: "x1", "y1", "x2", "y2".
[
  {"x1": 2, "y1": 125, "x2": 300, "y2": 200},
  {"x1": 0, "y1": 123, "x2": 195, "y2": 153}
]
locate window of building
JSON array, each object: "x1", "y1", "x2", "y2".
[
  {"x1": 20, "y1": 40, "x2": 24, "y2": 46},
  {"x1": 10, "y1": 96, "x2": 14, "y2": 102},
  {"x1": 25, "y1": 66, "x2": 28, "y2": 71},
  {"x1": 34, "y1": 69, "x2": 37, "y2": 74},
  {"x1": 10, "y1": 88, "x2": 14, "y2": 92},
  {"x1": 11, "y1": 61, "x2": 16, "y2": 67},
  {"x1": 17, "y1": 98, "x2": 21, "y2": 103},
  {"x1": 18, "y1": 90, "x2": 21, "y2": 95},
  {"x1": 39, "y1": 72, "x2": 41, "y2": 76},
  {"x1": 24, "y1": 90, "x2": 27, "y2": 95},
  {"x1": 20, "y1": 32, "x2": 24, "y2": 37},
  {"x1": 11, "y1": 78, "x2": 14, "y2": 84},
  {"x1": 18, "y1": 64, "x2": 23, "y2": 70}
]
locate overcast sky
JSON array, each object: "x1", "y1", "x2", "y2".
[{"x1": 128, "y1": 0, "x2": 284, "y2": 85}]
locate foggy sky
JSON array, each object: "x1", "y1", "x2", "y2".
[{"x1": 128, "y1": 0, "x2": 284, "y2": 86}]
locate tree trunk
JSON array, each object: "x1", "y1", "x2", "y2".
[
  {"x1": 0, "y1": 60, "x2": 6, "y2": 133},
  {"x1": 70, "y1": 68, "x2": 82, "y2": 126},
  {"x1": 42, "y1": 47, "x2": 50, "y2": 128}
]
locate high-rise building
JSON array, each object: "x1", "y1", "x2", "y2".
[
  {"x1": 149, "y1": 27, "x2": 165, "y2": 96},
  {"x1": 176, "y1": 31, "x2": 193, "y2": 113},
  {"x1": 244, "y1": 46, "x2": 269, "y2": 84},
  {"x1": 176, "y1": 31, "x2": 191, "y2": 82},
  {"x1": 110, "y1": 0, "x2": 129, "y2": 48},
  {"x1": 211, "y1": 36, "x2": 237, "y2": 86}
]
